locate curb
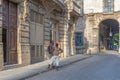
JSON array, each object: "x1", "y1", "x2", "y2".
[{"x1": 20, "y1": 55, "x2": 92, "y2": 80}]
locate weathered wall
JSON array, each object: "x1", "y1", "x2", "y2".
[
  {"x1": 18, "y1": 0, "x2": 31, "y2": 65},
  {"x1": 0, "y1": 0, "x2": 82, "y2": 70},
  {"x1": 0, "y1": 0, "x2": 3, "y2": 70},
  {"x1": 76, "y1": 17, "x2": 85, "y2": 32}
]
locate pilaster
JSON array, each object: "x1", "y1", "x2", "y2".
[
  {"x1": 18, "y1": 0, "x2": 30, "y2": 65},
  {"x1": 0, "y1": 0, "x2": 3, "y2": 70},
  {"x1": 119, "y1": 26, "x2": 120, "y2": 53}
]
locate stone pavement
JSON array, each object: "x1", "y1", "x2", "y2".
[{"x1": 0, "y1": 54, "x2": 92, "y2": 80}]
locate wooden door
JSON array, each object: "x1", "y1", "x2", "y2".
[
  {"x1": 3, "y1": 0, "x2": 17, "y2": 64},
  {"x1": 8, "y1": 1, "x2": 17, "y2": 64}
]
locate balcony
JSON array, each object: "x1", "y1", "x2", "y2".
[
  {"x1": 67, "y1": 1, "x2": 81, "y2": 16},
  {"x1": 73, "y1": 1, "x2": 81, "y2": 15}
]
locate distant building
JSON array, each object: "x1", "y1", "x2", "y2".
[{"x1": 84, "y1": 0, "x2": 120, "y2": 53}]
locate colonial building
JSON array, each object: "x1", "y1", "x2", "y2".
[
  {"x1": 84, "y1": 0, "x2": 120, "y2": 54},
  {"x1": 74, "y1": 0, "x2": 87, "y2": 54},
  {"x1": 0, "y1": 0, "x2": 81, "y2": 70}
]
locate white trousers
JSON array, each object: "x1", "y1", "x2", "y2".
[{"x1": 49, "y1": 56, "x2": 60, "y2": 66}]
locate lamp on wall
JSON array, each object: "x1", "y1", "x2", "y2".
[
  {"x1": 49, "y1": 21, "x2": 52, "y2": 27},
  {"x1": 109, "y1": 25, "x2": 112, "y2": 36}
]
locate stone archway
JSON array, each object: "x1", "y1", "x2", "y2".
[{"x1": 99, "y1": 19, "x2": 119, "y2": 52}]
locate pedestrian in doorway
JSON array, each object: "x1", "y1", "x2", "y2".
[
  {"x1": 48, "y1": 42, "x2": 63, "y2": 71},
  {"x1": 47, "y1": 41, "x2": 55, "y2": 59}
]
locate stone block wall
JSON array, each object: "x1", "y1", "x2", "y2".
[
  {"x1": 17, "y1": 1, "x2": 31, "y2": 65},
  {"x1": 0, "y1": 0, "x2": 3, "y2": 70}
]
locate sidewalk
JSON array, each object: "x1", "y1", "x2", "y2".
[{"x1": 0, "y1": 54, "x2": 92, "y2": 80}]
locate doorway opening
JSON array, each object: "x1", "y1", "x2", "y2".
[
  {"x1": 99, "y1": 19, "x2": 119, "y2": 52},
  {"x1": 2, "y1": 28, "x2": 7, "y2": 64},
  {"x1": 2, "y1": 0, "x2": 18, "y2": 65}
]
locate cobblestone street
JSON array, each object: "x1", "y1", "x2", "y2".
[{"x1": 27, "y1": 53, "x2": 120, "y2": 80}]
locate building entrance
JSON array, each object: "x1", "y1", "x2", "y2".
[
  {"x1": 99, "y1": 19, "x2": 119, "y2": 51},
  {"x1": 2, "y1": 0, "x2": 18, "y2": 65}
]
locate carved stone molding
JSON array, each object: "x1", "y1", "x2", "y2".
[
  {"x1": 41, "y1": 0, "x2": 62, "y2": 15},
  {"x1": 87, "y1": 12, "x2": 120, "y2": 27}
]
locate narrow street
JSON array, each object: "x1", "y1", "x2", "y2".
[{"x1": 27, "y1": 53, "x2": 120, "y2": 80}]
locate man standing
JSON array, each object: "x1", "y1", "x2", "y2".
[{"x1": 48, "y1": 42, "x2": 63, "y2": 71}]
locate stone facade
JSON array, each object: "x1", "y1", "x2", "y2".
[
  {"x1": 18, "y1": 0, "x2": 31, "y2": 65},
  {"x1": 0, "y1": 0, "x2": 3, "y2": 70},
  {"x1": 75, "y1": 16, "x2": 87, "y2": 54},
  {"x1": 64, "y1": 0, "x2": 82, "y2": 56},
  {"x1": 0, "y1": 0, "x2": 81, "y2": 70}
]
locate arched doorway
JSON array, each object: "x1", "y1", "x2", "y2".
[{"x1": 99, "y1": 19, "x2": 119, "y2": 52}]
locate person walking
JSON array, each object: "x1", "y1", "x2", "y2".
[
  {"x1": 47, "y1": 41, "x2": 55, "y2": 59},
  {"x1": 48, "y1": 42, "x2": 63, "y2": 71}
]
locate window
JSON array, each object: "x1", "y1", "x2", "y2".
[
  {"x1": 104, "y1": 0, "x2": 114, "y2": 12},
  {"x1": 49, "y1": 22, "x2": 58, "y2": 42},
  {"x1": 30, "y1": 10, "x2": 44, "y2": 59},
  {"x1": 30, "y1": 10, "x2": 44, "y2": 24},
  {"x1": 50, "y1": 30, "x2": 52, "y2": 41},
  {"x1": 30, "y1": 45, "x2": 43, "y2": 57},
  {"x1": 75, "y1": 33, "x2": 83, "y2": 46}
]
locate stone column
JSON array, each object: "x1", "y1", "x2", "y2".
[
  {"x1": 64, "y1": 25, "x2": 69, "y2": 57},
  {"x1": 18, "y1": 0, "x2": 30, "y2": 65},
  {"x1": 59, "y1": 15, "x2": 68, "y2": 58},
  {"x1": 56, "y1": 10, "x2": 68, "y2": 58},
  {"x1": 0, "y1": 0, "x2": 3, "y2": 70},
  {"x1": 71, "y1": 23, "x2": 76, "y2": 55},
  {"x1": 119, "y1": 26, "x2": 120, "y2": 53}
]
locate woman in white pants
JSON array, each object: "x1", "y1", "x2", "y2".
[{"x1": 48, "y1": 43, "x2": 63, "y2": 71}]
